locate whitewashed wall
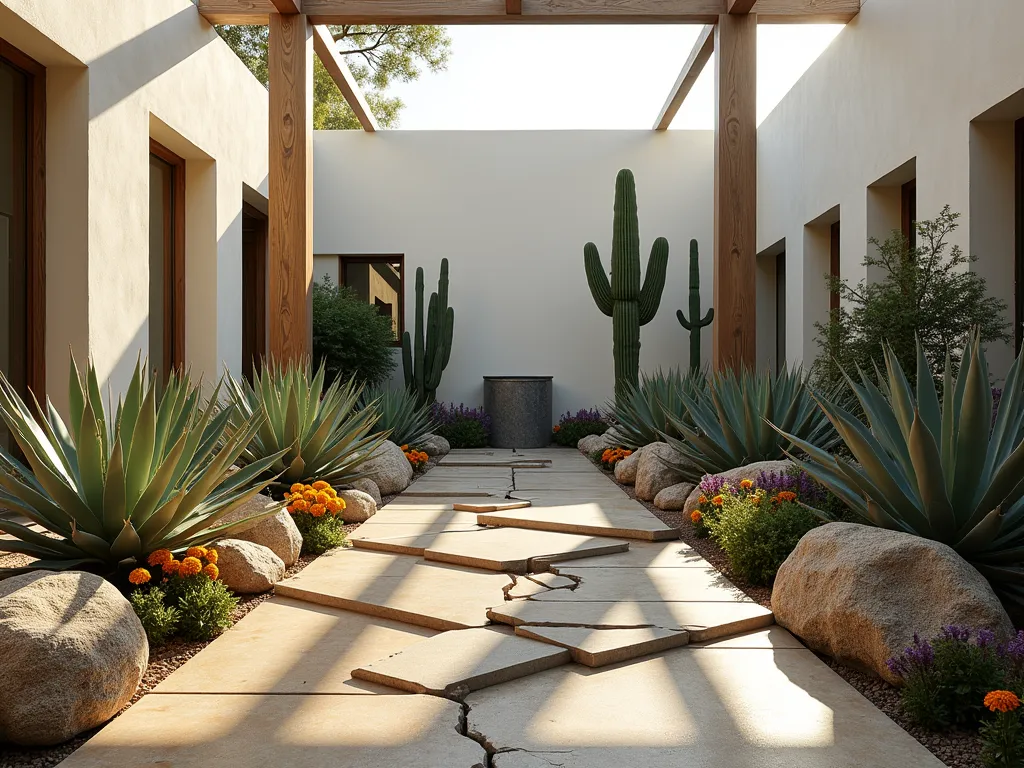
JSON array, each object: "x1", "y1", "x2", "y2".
[
  {"x1": 314, "y1": 130, "x2": 714, "y2": 417},
  {"x1": 759, "y1": 0, "x2": 1024, "y2": 377}
]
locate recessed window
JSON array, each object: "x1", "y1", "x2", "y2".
[
  {"x1": 149, "y1": 140, "x2": 185, "y2": 382},
  {"x1": 775, "y1": 251, "x2": 786, "y2": 372},
  {"x1": 242, "y1": 202, "x2": 267, "y2": 382},
  {"x1": 337, "y1": 255, "x2": 405, "y2": 344},
  {"x1": 829, "y1": 220, "x2": 841, "y2": 312},
  {"x1": 1016, "y1": 118, "x2": 1024, "y2": 352},
  {"x1": 902, "y1": 179, "x2": 917, "y2": 252}
]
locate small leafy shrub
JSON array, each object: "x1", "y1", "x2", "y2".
[
  {"x1": 285, "y1": 480, "x2": 348, "y2": 555},
  {"x1": 552, "y1": 408, "x2": 606, "y2": 446},
  {"x1": 128, "y1": 588, "x2": 179, "y2": 646},
  {"x1": 887, "y1": 626, "x2": 1004, "y2": 730},
  {"x1": 312, "y1": 276, "x2": 397, "y2": 387},
  {"x1": 402, "y1": 445, "x2": 429, "y2": 470},
  {"x1": 981, "y1": 690, "x2": 1024, "y2": 768},
  {"x1": 600, "y1": 447, "x2": 632, "y2": 471},
  {"x1": 431, "y1": 402, "x2": 490, "y2": 448},
  {"x1": 175, "y1": 577, "x2": 238, "y2": 642}
]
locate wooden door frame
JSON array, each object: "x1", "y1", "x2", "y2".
[
  {"x1": 0, "y1": 39, "x2": 45, "y2": 399},
  {"x1": 149, "y1": 139, "x2": 186, "y2": 376}
]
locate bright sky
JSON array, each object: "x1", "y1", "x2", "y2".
[{"x1": 387, "y1": 24, "x2": 844, "y2": 130}]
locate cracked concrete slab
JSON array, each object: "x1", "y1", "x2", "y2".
[
  {"x1": 513, "y1": 472, "x2": 624, "y2": 491},
  {"x1": 466, "y1": 639, "x2": 945, "y2": 768},
  {"x1": 275, "y1": 548, "x2": 511, "y2": 630},
  {"x1": 505, "y1": 572, "x2": 579, "y2": 599},
  {"x1": 153, "y1": 597, "x2": 435, "y2": 695},
  {"x1": 547, "y1": 540, "x2": 704, "y2": 569},
  {"x1": 352, "y1": 627, "x2": 571, "y2": 697},
  {"x1": 533, "y1": 565, "x2": 750, "y2": 603},
  {"x1": 58, "y1": 693, "x2": 487, "y2": 768},
  {"x1": 514, "y1": 625, "x2": 690, "y2": 667},
  {"x1": 478, "y1": 502, "x2": 677, "y2": 541},
  {"x1": 488, "y1": 599, "x2": 774, "y2": 642},
  {"x1": 454, "y1": 499, "x2": 533, "y2": 513}
]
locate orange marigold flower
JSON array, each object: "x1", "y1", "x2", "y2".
[
  {"x1": 205, "y1": 549, "x2": 218, "y2": 564},
  {"x1": 290, "y1": 482, "x2": 305, "y2": 494},
  {"x1": 162, "y1": 559, "x2": 180, "y2": 575},
  {"x1": 203, "y1": 563, "x2": 220, "y2": 581},
  {"x1": 739, "y1": 479, "x2": 754, "y2": 490},
  {"x1": 711, "y1": 495, "x2": 724, "y2": 507},
  {"x1": 401, "y1": 444, "x2": 410, "y2": 451},
  {"x1": 186, "y1": 546, "x2": 208, "y2": 560},
  {"x1": 316, "y1": 491, "x2": 331, "y2": 505},
  {"x1": 292, "y1": 498, "x2": 309, "y2": 513},
  {"x1": 698, "y1": 495, "x2": 708, "y2": 505},
  {"x1": 312, "y1": 480, "x2": 330, "y2": 491},
  {"x1": 777, "y1": 491, "x2": 798, "y2": 503},
  {"x1": 179, "y1": 556, "x2": 203, "y2": 577},
  {"x1": 129, "y1": 567, "x2": 151, "y2": 585},
  {"x1": 326, "y1": 498, "x2": 344, "y2": 515},
  {"x1": 325, "y1": 486, "x2": 337, "y2": 497},
  {"x1": 751, "y1": 495, "x2": 762, "y2": 505},
  {"x1": 147, "y1": 549, "x2": 173, "y2": 567},
  {"x1": 552, "y1": 425, "x2": 561, "y2": 433},
  {"x1": 985, "y1": 690, "x2": 1021, "y2": 713},
  {"x1": 303, "y1": 490, "x2": 318, "y2": 503},
  {"x1": 690, "y1": 510, "x2": 702, "y2": 523},
  {"x1": 623, "y1": 450, "x2": 632, "y2": 457},
  {"x1": 310, "y1": 503, "x2": 327, "y2": 518}
]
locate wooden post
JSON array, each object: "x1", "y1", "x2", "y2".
[
  {"x1": 712, "y1": 13, "x2": 757, "y2": 371},
  {"x1": 268, "y1": 12, "x2": 313, "y2": 361}
]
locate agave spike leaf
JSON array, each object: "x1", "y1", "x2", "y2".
[
  {"x1": 102, "y1": 438, "x2": 127, "y2": 537},
  {"x1": 0, "y1": 519, "x2": 84, "y2": 558},
  {"x1": 124, "y1": 383, "x2": 157, "y2": 512},
  {"x1": 607, "y1": 368, "x2": 703, "y2": 449},
  {"x1": 68, "y1": 350, "x2": 85, "y2": 444},
  {"x1": 118, "y1": 355, "x2": 144, "y2": 448},
  {"x1": 357, "y1": 385, "x2": 435, "y2": 447},
  {"x1": 908, "y1": 411, "x2": 956, "y2": 541},
  {"x1": 44, "y1": 398, "x2": 79, "y2": 486},
  {"x1": 137, "y1": 490, "x2": 186, "y2": 549},
  {"x1": 109, "y1": 520, "x2": 143, "y2": 561},
  {"x1": 76, "y1": 395, "x2": 106, "y2": 514},
  {"x1": 70, "y1": 523, "x2": 112, "y2": 561},
  {"x1": 163, "y1": 482, "x2": 280, "y2": 548},
  {"x1": 85, "y1": 362, "x2": 108, "y2": 463},
  {"x1": 955, "y1": 507, "x2": 1004, "y2": 556},
  {"x1": 0, "y1": 461, "x2": 74, "y2": 535},
  {"x1": 915, "y1": 339, "x2": 942, "y2": 438},
  {"x1": 851, "y1": 370, "x2": 915, "y2": 481},
  {"x1": 883, "y1": 343, "x2": 916, "y2": 441}
]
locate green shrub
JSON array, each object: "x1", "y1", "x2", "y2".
[
  {"x1": 129, "y1": 588, "x2": 180, "y2": 646},
  {"x1": 981, "y1": 699, "x2": 1024, "y2": 768},
  {"x1": 294, "y1": 512, "x2": 347, "y2": 555},
  {"x1": 175, "y1": 577, "x2": 238, "y2": 642},
  {"x1": 312, "y1": 276, "x2": 397, "y2": 388},
  {"x1": 431, "y1": 403, "x2": 490, "y2": 449},
  {"x1": 711, "y1": 498, "x2": 818, "y2": 586},
  {"x1": 552, "y1": 408, "x2": 605, "y2": 446}
]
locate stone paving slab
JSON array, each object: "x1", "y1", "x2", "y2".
[
  {"x1": 349, "y1": 518, "x2": 483, "y2": 541},
  {"x1": 515, "y1": 625, "x2": 690, "y2": 667},
  {"x1": 513, "y1": 472, "x2": 623, "y2": 491},
  {"x1": 488, "y1": 599, "x2": 774, "y2": 642},
  {"x1": 275, "y1": 548, "x2": 512, "y2": 630},
  {"x1": 547, "y1": 540, "x2": 705, "y2": 568},
  {"x1": 352, "y1": 626, "x2": 571, "y2": 697},
  {"x1": 453, "y1": 499, "x2": 532, "y2": 513},
  {"x1": 153, "y1": 597, "x2": 435, "y2": 695},
  {"x1": 534, "y1": 565, "x2": 750, "y2": 603},
  {"x1": 404, "y1": 478, "x2": 513, "y2": 495},
  {"x1": 506, "y1": 572, "x2": 578, "y2": 598},
  {"x1": 466, "y1": 640, "x2": 945, "y2": 768},
  {"x1": 688, "y1": 625, "x2": 806, "y2": 649},
  {"x1": 58, "y1": 693, "x2": 486, "y2": 768},
  {"x1": 478, "y1": 502, "x2": 677, "y2": 541},
  {"x1": 352, "y1": 528, "x2": 484, "y2": 556},
  {"x1": 514, "y1": 489, "x2": 633, "y2": 502}
]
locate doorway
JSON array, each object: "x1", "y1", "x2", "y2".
[{"x1": 242, "y1": 202, "x2": 268, "y2": 381}]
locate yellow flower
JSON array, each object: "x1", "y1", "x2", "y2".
[
  {"x1": 290, "y1": 482, "x2": 304, "y2": 494},
  {"x1": 186, "y1": 546, "x2": 208, "y2": 560},
  {"x1": 690, "y1": 510, "x2": 702, "y2": 523},
  {"x1": 310, "y1": 503, "x2": 327, "y2": 518},
  {"x1": 312, "y1": 480, "x2": 330, "y2": 491},
  {"x1": 129, "y1": 567, "x2": 151, "y2": 585},
  {"x1": 711, "y1": 495, "x2": 724, "y2": 507},
  {"x1": 739, "y1": 479, "x2": 753, "y2": 490},
  {"x1": 985, "y1": 690, "x2": 1021, "y2": 713},
  {"x1": 179, "y1": 556, "x2": 203, "y2": 577},
  {"x1": 203, "y1": 563, "x2": 220, "y2": 581},
  {"x1": 292, "y1": 498, "x2": 309, "y2": 513},
  {"x1": 147, "y1": 549, "x2": 173, "y2": 567},
  {"x1": 205, "y1": 548, "x2": 218, "y2": 565}
]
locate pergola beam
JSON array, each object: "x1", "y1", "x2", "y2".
[
  {"x1": 198, "y1": 0, "x2": 859, "y2": 24},
  {"x1": 312, "y1": 25, "x2": 379, "y2": 131},
  {"x1": 653, "y1": 24, "x2": 714, "y2": 131}
]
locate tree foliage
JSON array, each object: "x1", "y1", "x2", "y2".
[
  {"x1": 812, "y1": 206, "x2": 1011, "y2": 388},
  {"x1": 216, "y1": 24, "x2": 451, "y2": 129}
]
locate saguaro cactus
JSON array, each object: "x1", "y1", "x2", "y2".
[
  {"x1": 402, "y1": 259, "x2": 454, "y2": 405},
  {"x1": 676, "y1": 239, "x2": 714, "y2": 373},
  {"x1": 584, "y1": 169, "x2": 669, "y2": 404}
]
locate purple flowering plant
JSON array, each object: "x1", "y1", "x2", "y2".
[
  {"x1": 430, "y1": 402, "x2": 491, "y2": 449},
  {"x1": 552, "y1": 407, "x2": 606, "y2": 446}
]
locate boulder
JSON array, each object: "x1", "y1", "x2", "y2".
[
  {"x1": 613, "y1": 446, "x2": 644, "y2": 485},
  {"x1": 418, "y1": 433, "x2": 451, "y2": 457},
  {"x1": 219, "y1": 494, "x2": 302, "y2": 566},
  {"x1": 338, "y1": 489, "x2": 377, "y2": 523},
  {"x1": 772, "y1": 523, "x2": 1015, "y2": 684},
  {"x1": 350, "y1": 478, "x2": 383, "y2": 507},
  {"x1": 654, "y1": 482, "x2": 696, "y2": 511},
  {"x1": 578, "y1": 432, "x2": 618, "y2": 457},
  {"x1": 682, "y1": 460, "x2": 794, "y2": 518},
  {"x1": 359, "y1": 440, "x2": 414, "y2": 496},
  {"x1": 0, "y1": 571, "x2": 148, "y2": 745},
  {"x1": 634, "y1": 442, "x2": 694, "y2": 502},
  {"x1": 216, "y1": 539, "x2": 286, "y2": 594}
]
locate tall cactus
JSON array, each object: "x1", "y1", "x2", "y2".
[
  {"x1": 402, "y1": 259, "x2": 454, "y2": 406},
  {"x1": 676, "y1": 239, "x2": 714, "y2": 373},
  {"x1": 584, "y1": 169, "x2": 669, "y2": 405}
]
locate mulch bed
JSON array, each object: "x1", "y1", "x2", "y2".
[{"x1": 599, "y1": 463, "x2": 984, "y2": 768}]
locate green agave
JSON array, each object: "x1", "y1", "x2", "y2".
[
  {"x1": 0, "y1": 357, "x2": 282, "y2": 577},
  {"x1": 224, "y1": 359, "x2": 387, "y2": 489},
  {"x1": 609, "y1": 368, "x2": 703, "y2": 449},
  {"x1": 662, "y1": 366, "x2": 840, "y2": 483},
  {"x1": 359, "y1": 385, "x2": 436, "y2": 448},
  {"x1": 777, "y1": 334, "x2": 1024, "y2": 604}
]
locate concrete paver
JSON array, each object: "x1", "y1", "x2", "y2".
[
  {"x1": 535, "y1": 565, "x2": 750, "y2": 602},
  {"x1": 514, "y1": 624, "x2": 690, "y2": 667},
  {"x1": 478, "y1": 501, "x2": 677, "y2": 541}
]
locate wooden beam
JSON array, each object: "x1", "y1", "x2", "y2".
[
  {"x1": 727, "y1": 0, "x2": 756, "y2": 12},
  {"x1": 312, "y1": 25, "x2": 379, "y2": 131},
  {"x1": 653, "y1": 24, "x2": 714, "y2": 131},
  {"x1": 712, "y1": 12, "x2": 757, "y2": 372},
  {"x1": 268, "y1": 13, "x2": 314, "y2": 361},
  {"x1": 271, "y1": 0, "x2": 302, "y2": 11},
  {"x1": 199, "y1": 0, "x2": 858, "y2": 25}
]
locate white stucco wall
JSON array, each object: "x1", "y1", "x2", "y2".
[
  {"x1": 314, "y1": 131, "x2": 714, "y2": 417},
  {"x1": 758, "y1": 0, "x2": 1024, "y2": 377},
  {"x1": 1, "y1": 0, "x2": 268, "y2": 410}
]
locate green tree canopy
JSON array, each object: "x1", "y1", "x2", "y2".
[{"x1": 217, "y1": 25, "x2": 451, "y2": 129}]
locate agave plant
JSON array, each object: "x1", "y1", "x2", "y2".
[
  {"x1": 359, "y1": 385, "x2": 436, "y2": 447},
  {"x1": 661, "y1": 366, "x2": 840, "y2": 482},
  {"x1": 609, "y1": 368, "x2": 703, "y2": 449},
  {"x1": 224, "y1": 359, "x2": 387, "y2": 489},
  {"x1": 777, "y1": 334, "x2": 1024, "y2": 605},
  {"x1": 0, "y1": 357, "x2": 282, "y2": 577}
]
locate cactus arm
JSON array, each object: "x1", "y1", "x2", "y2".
[
  {"x1": 424, "y1": 292, "x2": 440, "y2": 384},
  {"x1": 413, "y1": 267, "x2": 425, "y2": 403},
  {"x1": 702, "y1": 307, "x2": 714, "y2": 324},
  {"x1": 675, "y1": 239, "x2": 713, "y2": 373},
  {"x1": 441, "y1": 307, "x2": 454, "y2": 370},
  {"x1": 401, "y1": 331, "x2": 414, "y2": 389},
  {"x1": 677, "y1": 308, "x2": 692, "y2": 331},
  {"x1": 638, "y1": 237, "x2": 669, "y2": 326},
  {"x1": 584, "y1": 243, "x2": 614, "y2": 317}
]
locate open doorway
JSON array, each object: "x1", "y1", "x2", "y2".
[{"x1": 242, "y1": 201, "x2": 268, "y2": 381}]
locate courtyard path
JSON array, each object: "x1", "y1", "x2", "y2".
[{"x1": 58, "y1": 449, "x2": 944, "y2": 768}]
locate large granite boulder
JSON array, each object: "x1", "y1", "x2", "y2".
[
  {"x1": 682, "y1": 460, "x2": 794, "y2": 517},
  {"x1": 338, "y1": 489, "x2": 377, "y2": 523},
  {"x1": 614, "y1": 446, "x2": 644, "y2": 485},
  {"x1": 654, "y1": 482, "x2": 696, "y2": 511},
  {"x1": 634, "y1": 442, "x2": 694, "y2": 502},
  {"x1": 419, "y1": 433, "x2": 451, "y2": 457},
  {"x1": 0, "y1": 571, "x2": 148, "y2": 745},
  {"x1": 219, "y1": 494, "x2": 302, "y2": 566},
  {"x1": 350, "y1": 478, "x2": 383, "y2": 507},
  {"x1": 359, "y1": 440, "x2": 414, "y2": 496},
  {"x1": 772, "y1": 523, "x2": 1015, "y2": 684},
  {"x1": 578, "y1": 432, "x2": 618, "y2": 457},
  {"x1": 216, "y1": 539, "x2": 286, "y2": 594}
]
